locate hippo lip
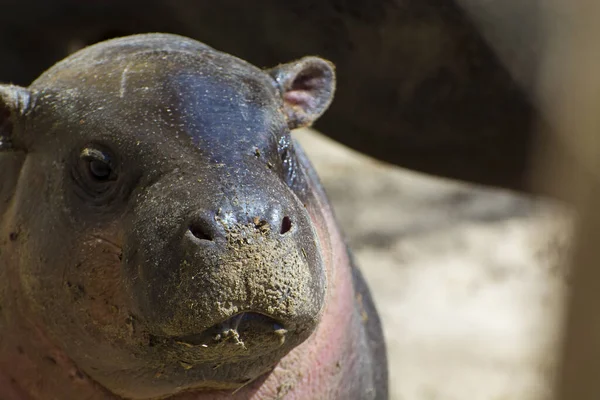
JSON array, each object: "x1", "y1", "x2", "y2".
[{"x1": 173, "y1": 312, "x2": 287, "y2": 347}]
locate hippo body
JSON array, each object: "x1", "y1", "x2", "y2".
[{"x1": 0, "y1": 34, "x2": 387, "y2": 399}]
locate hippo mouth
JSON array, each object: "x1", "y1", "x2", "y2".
[
  {"x1": 175, "y1": 312, "x2": 288, "y2": 347},
  {"x1": 147, "y1": 312, "x2": 292, "y2": 367}
]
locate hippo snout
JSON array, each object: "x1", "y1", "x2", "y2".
[{"x1": 122, "y1": 176, "x2": 326, "y2": 386}]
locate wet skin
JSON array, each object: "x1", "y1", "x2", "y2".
[{"x1": 0, "y1": 34, "x2": 387, "y2": 399}]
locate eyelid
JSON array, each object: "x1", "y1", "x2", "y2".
[{"x1": 80, "y1": 148, "x2": 111, "y2": 164}]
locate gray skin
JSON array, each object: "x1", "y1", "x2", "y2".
[{"x1": 0, "y1": 34, "x2": 387, "y2": 399}]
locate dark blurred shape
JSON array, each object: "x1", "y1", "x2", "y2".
[{"x1": 0, "y1": 0, "x2": 543, "y2": 192}]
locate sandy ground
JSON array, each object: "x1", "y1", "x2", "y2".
[{"x1": 295, "y1": 128, "x2": 573, "y2": 400}]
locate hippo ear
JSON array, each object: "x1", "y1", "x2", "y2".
[
  {"x1": 268, "y1": 57, "x2": 336, "y2": 130},
  {"x1": 0, "y1": 84, "x2": 31, "y2": 151}
]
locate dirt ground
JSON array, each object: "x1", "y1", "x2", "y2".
[{"x1": 295, "y1": 128, "x2": 573, "y2": 400}]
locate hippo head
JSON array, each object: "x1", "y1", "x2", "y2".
[{"x1": 0, "y1": 34, "x2": 335, "y2": 398}]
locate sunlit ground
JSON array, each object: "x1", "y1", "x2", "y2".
[{"x1": 297, "y1": 128, "x2": 572, "y2": 400}]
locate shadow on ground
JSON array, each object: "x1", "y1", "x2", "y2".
[{"x1": 296, "y1": 128, "x2": 572, "y2": 400}]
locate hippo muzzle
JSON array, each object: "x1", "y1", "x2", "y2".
[{"x1": 123, "y1": 168, "x2": 325, "y2": 386}]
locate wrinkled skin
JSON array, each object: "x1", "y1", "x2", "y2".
[{"x1": 0, "y1": 34, "x2": 387, "y2": 399}]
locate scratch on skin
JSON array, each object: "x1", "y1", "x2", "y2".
[{"x1": 119, "y1": 65, "x2": 131, "y2": 98}]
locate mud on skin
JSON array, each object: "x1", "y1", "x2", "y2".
[{"x1": 0, "y1": 33, "x2": 388, "y2": 399}]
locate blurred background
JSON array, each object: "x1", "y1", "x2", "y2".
[{"x1": 296, "y1": 128, "x2": 570, "y2": 400}]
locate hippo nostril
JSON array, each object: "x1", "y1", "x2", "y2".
[
  {"x1": 189, "y1": 223, "x2": 213, "y2": 241},
  {"x1": 280, "y1": 216, "x2": 293, "y2": 235}
]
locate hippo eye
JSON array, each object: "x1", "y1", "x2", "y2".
[
  {"x1": 80, "y1": 148, "x2": 116, "y2": 181},
  {"x1": 89, "y1": 160, "x2": 112, "y2": 180},
  {"x1": 70, "y1": 145, "x2": 125, "y2": 207}
]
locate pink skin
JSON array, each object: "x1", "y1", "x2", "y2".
[{"x1": 0, "y1": 156, "x2": 366, "y2": 399}]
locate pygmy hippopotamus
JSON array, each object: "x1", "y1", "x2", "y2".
[{"x1": 0, "y1": 33, "x2": 387, "y2": 399}]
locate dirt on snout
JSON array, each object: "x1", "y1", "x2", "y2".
[
  {"x1": 165, "y1": 211, "x2": 321, "y2": 365},
  {"x1": 211, "y1": 212, "x2": 312, "y2": 321}
]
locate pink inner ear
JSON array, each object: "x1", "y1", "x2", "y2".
[
  {"x1": 283, "y1": 69, "x2": 325, "y2": 109},
  {"x1": 283, "y1": 90, "x2": 316, "y2": 108},
  {"x1": 291, "y1": 73, "x2": 322, "y2": 91}
]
